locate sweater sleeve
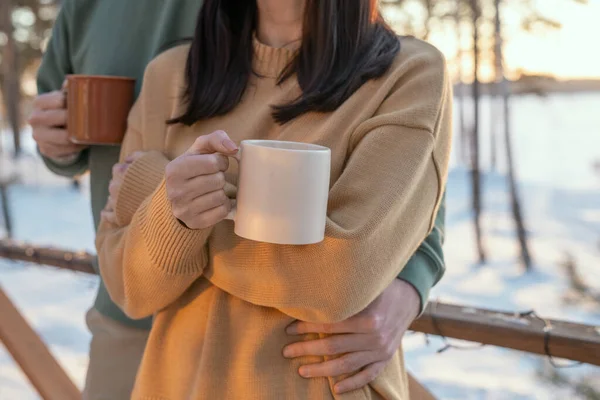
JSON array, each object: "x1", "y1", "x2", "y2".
[
  {"x1": 203, "y1": 50, "x2": 453, "y2": 323},
  {"x1": 112, "y1": 124, "x2": 169, "y2": 226},
  {"x1": 96, "y1": 42, "x2": 452, "y2": 322},
  {"x1": 36, "y1": 0, "x2": 90, "y2": 177},
  {"x1": 96, "y1": 183, "x2": 212, "y2": 318},
  {"x1": 95, "y1": 47, "x2": 211, "y2": 319}
]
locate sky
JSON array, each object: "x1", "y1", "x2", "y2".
[
  {"x1": 387, "y1": 0, "x2": 600, "y2": 82},
  {"x1": 502, "y1": 0, "x2": 599, "y2": 80}
]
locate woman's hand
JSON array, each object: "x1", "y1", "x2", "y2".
[
  {"x1": 101, "y1": 151, "x2": 147, "y2": 224},
  {"x1": 165, "y1": 130, "x2": 238, "y2": 229}
]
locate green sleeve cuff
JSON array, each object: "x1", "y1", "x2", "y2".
[
  {"x1": 397, "y1": 191, "x2": 446, "y2": 315},
  {"x1": 398, "y1": 243, "x2": 444, "y2": 315},
  {"x1": 40, "y1": 147, "x2": 90, "y2": 178}
]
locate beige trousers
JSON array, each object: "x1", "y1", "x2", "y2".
[{"x1": 82, "y1": 308, "x2": 150, "y2": 400}]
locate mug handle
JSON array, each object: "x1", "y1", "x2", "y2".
[
  {"x1": 223, "y1": 148, "x2": 242, "y2": 222},
  {"x1": 61, "y1": 79, "x2": 69, "y2": 127}
]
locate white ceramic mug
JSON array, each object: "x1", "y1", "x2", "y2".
[{"x1": 225, "y1": 140, "x2": 331, "y2": 245}]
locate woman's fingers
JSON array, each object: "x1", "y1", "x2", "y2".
[
  {"x1": 166, "y1": 130, "x2": 237, "y2": 229},
  {"x1": 177, "y1": 199, "x2": 232, "y2": 230},
  {"x1": 184, "y1": 130, "x2": 238, "y2": 156},
  {"x1": 171, "y1": 189, "x2": 230, "y2": 225},
  {"x1": 167, "y1": 171, "x2": 227, "y2": 203},
  {"x1": 166, "y1": 153, "x2": 229, "y2": 183}
]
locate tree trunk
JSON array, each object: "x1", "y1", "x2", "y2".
[
  {"x1": 1, "y1": 0, "x2": 21, "y2": 157},
  {"x1": 0, "y1": 183, "x2": 13, "y2": 238},
  {"x1": 423, "y1": 0, "x2": 434, "y2": 41},
  {"x1": 490, "y1": 0, "x2": 502, "y2": 172},
  {"x1": 455, "y1": 7, "x2": 468, "y2": 165},
  {"x1": 494, "y1": 0, "x2": 533, "y2": 269},
  {"x1": 470, "y1": 0, "x2": 486, "y2": 263}
]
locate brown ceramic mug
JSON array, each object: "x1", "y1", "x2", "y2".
[{"x1": 66, "y1": 75, "x2": 135, "y2": 145}]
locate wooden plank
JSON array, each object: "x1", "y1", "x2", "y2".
[
  {"x1": 411, "y1": 302, "x2": 600, "y2": 366},
  {"x1": 0, "y1": 287, "x2": 81, "y2": 400},
  {"x1": 0, "y1": 239, "x2": 95, "y2": 274},
  {"x1": 1, "y1": 240, "x2": 600, "y2": 366},
  {"x1": 408, "y1": 372, "x2": 437, "y2": 400}
]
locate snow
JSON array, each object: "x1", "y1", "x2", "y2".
[{"x1": 1, "y1": 93, "x2": 599, "y2": 399}]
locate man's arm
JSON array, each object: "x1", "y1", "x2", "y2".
[
  {"x1": 33, "y1": 1, "x2": 89, "y2": 177},
  {"x1": 283, "y1": 194, "x2": 446, "y2": 394},
  {"x1": 398, "y1": 191, "x2": 446, "y2": 313}
]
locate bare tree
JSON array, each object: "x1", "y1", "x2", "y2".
[
  {"x1": 494, "y1": 0, "x2": 532, "y2": 269},
  {"x1": 0, "y1": 0, "x2": 21, "y2": 157},
  {"x1": 454, "y1": 4, "x2": 469, "y2": 165},
  {"x1": 0, "y1": 182, "x2": 13, "y2": 238},
  {"x1": 470, "y1": 0, "x2": 486, "y2": 263}
]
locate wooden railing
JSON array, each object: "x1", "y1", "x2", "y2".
[
  {"x1": 0, "y1": 287, "x2": 80, "y2": 400},
  {"x1": 2, "y1": 239, "x2": 599, "y2": 367},
  {"x1": 1, "y1": 239, "x2": 599, "y2": 400}
]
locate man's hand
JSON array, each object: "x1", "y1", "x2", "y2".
[
  {"x1": 283, "y1": 279, "x2": 420, "y2": 394},
  {"x1": 29, "y1": 90, "x2": 87, "y2": 159},
  {"x1": 101, "y1": 152, "x2": 146, "y2": 225}
]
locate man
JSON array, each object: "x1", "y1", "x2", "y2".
[{"x1": 29, "y1": 0, "x2": 446, "y2": 398}]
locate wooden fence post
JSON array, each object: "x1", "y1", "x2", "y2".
[{"x1": 0, "y1": 287, "x2": 81, "y2": 400}]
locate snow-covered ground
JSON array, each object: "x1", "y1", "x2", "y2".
[{"x1": 0, "y1": 93, "x2": 599, "y2": 399}]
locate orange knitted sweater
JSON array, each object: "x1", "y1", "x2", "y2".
[{"x1": 96, "y1": 36, "x2": 452, "y2": 399}]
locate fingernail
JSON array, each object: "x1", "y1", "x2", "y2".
[
  {"x1": 222, "y1": 139, "x2": 238, "y2": 151},
  {"x1": 282, "y1": 347, "x2": 293, "y2": 358},
  {"x1": 334, "y1": 385, "x2": 344, "y2": 394},
  {"x1": 299, "y1": 367, "x2": 310, "y2": 378}
]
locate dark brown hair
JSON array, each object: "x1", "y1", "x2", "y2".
[{"x1": 169, "y1": 0, "x2": 400, "y2": 125}]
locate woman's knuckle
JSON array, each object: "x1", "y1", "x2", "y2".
[
  {"x1": 166, "y1": 159, "x2": 183, "y2": 180},
  {"x1": 172, "y1": 188, "x2": 186, "y2": 202},
  {"x1": 216, "y1": 190, "x2": 228, "y2": 204},
  {"x1": 213, "y1": 172, "x2": 226, "y2": 188},
  {"x1": 216, "y1": 204, "x2": 229, "y2": 218},
  {"x1": 172, "y1": 206, "x2": 183, "y2": 219},
  {"x1": 200, "y1": 155, "x2": 215, "y2": 172},
  {"x1": 220, "y1": 155, "x2": 230, "y2": 171}
]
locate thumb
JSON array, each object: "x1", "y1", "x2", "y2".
[{"x1": 186, "y1": 130, "x2": 238, "y2": 156}]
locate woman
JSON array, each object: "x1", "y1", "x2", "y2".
[{"x1": 97, "y1": 0, "x2": 452, "y2": 398}]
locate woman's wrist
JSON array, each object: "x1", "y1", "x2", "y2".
[{"x1": 114, "y1": 151, "x2": 170, "y2": 226}]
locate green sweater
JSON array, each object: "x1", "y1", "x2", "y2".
[{"x1": 37, "y1": 0, "x2": 446, "y2": 329}]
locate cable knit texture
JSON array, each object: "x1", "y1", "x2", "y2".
[{"x1": 96, "y1": 36, "x2": 452, "y2": 400}]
